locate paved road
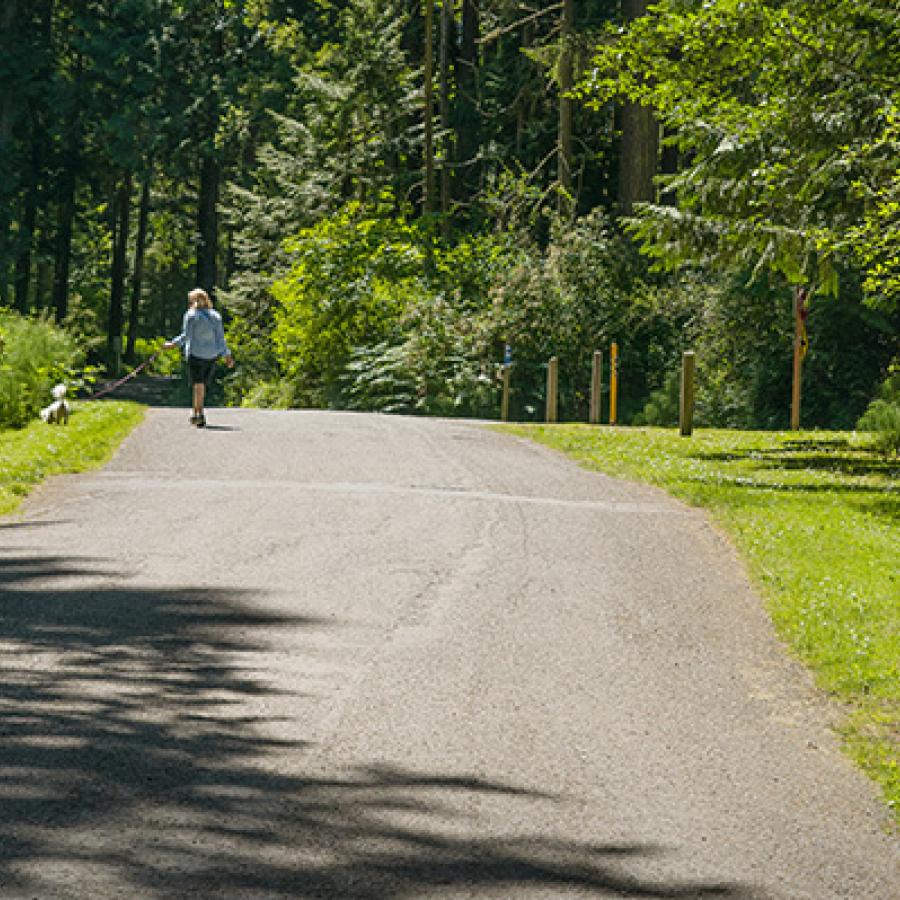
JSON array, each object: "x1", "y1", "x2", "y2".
[{"x1": 1, "y1": 408, "x2": 896, "y2": 899}]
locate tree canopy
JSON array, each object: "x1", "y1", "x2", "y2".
[{"x1": 0, "y1": 0, "x2": 896, "y2": 430}]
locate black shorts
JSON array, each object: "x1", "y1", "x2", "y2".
[{"x1": 187, "y1": 355, "x2": 216, "y2": 387}]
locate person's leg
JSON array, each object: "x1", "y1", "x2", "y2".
[
  {"x1": 188, "y1": 357, "x2": 201, "y2": 423},
  {"x1": 193, "y1": 382, "x2": 205, "y2": 418}
]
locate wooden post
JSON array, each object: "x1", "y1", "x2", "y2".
[
  {"x1": 680, "y1": 350, "x2": 696, "y2": 437},
  {"x1": 500, "y1": 364, "x2": 511, "y2": 422},
  {"x1": 791, "y1": 287, "x2": 805, "y2": 430},
  {"x1": 610, "y1": 342, "x2": 619, "y2": 425},
  {"x1": 590, "y1": 350, "x2": 602, "y2": 424},
  {"x1": 546, "y1": 356, "x2": 558, "y2": 423}
]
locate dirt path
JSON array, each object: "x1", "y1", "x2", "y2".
[{"x1": 1, "y1": 408, "x2": 896, "y2": 898}]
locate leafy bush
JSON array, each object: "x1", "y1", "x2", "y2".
[
  {"x1": 489, "y1": 211, "x2": 692, "y2": 423},
  {"x1": 240, "y1": 378, "x2": 300, "y2": 410},
  {"x1": 633, "y1": 369, "x2": 680, "y2": 426},
  {"x1": 0, "y1": 310, "x2": 82, "y2": 428},
  {"x1": 857, "y1": 363, "x2": 900, "y2": 453},
  {"x1": 271, "y1": 203, "x2": 425, "y2": 406},
  {"x1": 269, "y1": 203, "x2": 514, "y2": 416},
  {"x1": 340, "y1": 342, "x2": 417, "y2": 413},
  {"x1": 134, "y1": 337, "x2": 183, "y2": 376}
]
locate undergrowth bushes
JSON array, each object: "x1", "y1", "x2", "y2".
[
  {"x1": 857, "y1": 363, "x2": 900, "y2": 453},
  {"x1": 0, "y1": 310, "x2": 82, "y2": 428},
  {"x1": 227, "y1": 199, "x2": 897, "y2": 429}
]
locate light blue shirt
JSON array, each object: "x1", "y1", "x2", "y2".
[{"x1": 171, "y1": 308, "x2": 230, "y2": 361}]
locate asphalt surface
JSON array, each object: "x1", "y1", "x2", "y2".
[{"x1": 1, "y1": 407, "x2": 897, "y2": 899}]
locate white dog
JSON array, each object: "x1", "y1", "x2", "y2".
[{"x1": 40, "y1": 384, "x2": 70, "y2": 425}]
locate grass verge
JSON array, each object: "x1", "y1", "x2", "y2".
[
  {"x1": 0, "y1": 401, "x2": 145, "y2": 517},
  {"x1": 498, "y1": 424, "x2": 899, "y2": 822}
]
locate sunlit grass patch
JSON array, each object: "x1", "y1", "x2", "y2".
[
  {"x1": 498, "y1": 423, "x2": 899, "y2": 822},
  {"x1": 0, "y1": 401, "x2": 144, "y2": 517}
]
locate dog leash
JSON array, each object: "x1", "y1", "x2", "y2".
[{"x1": 84, "y1": 351, "x2": 162, "y2": 401}]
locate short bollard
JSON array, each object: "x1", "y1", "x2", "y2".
[
  {"x1": 501, "y1": 364, "x2": 511, "y2": 422},
  {"x1": 610, "y1": 342, "x2": 619, "y2": 425},
  {"x1": 590, "y1": 350, "x2": 602, "y2": 424},
  {"x1": 546, "y1": 356, "x2": 558, "y2": 423},
  {"x1": 680, "y1": 350, "x2": 696, "y2": 437}
]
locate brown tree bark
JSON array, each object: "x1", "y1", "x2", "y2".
[
  {"x1": 52, "y1": 167, "x2": 76, "y2": 322},
  {"x1": 13, "y1": 178, "x2": 36, "y2": 314},
  {"x1": 196, "y1": 151, "x2": 219, "y2": 292},
  {"x1": 196, "y1": 18, "x2": 223, "y2": 294},
  {"x1": 52, "y1": 41, "x2": 82, "y2": 324},
  {"x1": 107, "y1": 173, "x2": 132, "y2": 354},
  {"x1": 455, "y1": 0, "x2": 480, "y2": 192},
  {"x1": 439, "y1": 0, "x2": 454, "y2": 227},
  {"x1": 423, "y1": 0, "x2": 435, "y2": 214},
  {"x1": 558, "y1": 0, "x2": 575, "y2": 218},
  {"x1": 0, "y1": 0, "x2": 21, "y2": 305},
  {"x1": 618, "y1": 0, "x2": 658, "y2": 215},
  {"x1": 126, "y1": 172, "x2": 151, "y2": 361},
  {"x1": 12, "y1": 0, "x2": 52, "y2": 313}
]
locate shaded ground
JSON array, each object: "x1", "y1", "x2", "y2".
[{"x1": 0, "y1": 549, "x2": 757, "y2": 899}]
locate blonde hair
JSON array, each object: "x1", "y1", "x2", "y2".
[{"x1": 188, "y1": 288, "x2": 212, "y2": 309}]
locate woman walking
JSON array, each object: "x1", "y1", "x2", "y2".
[{"x1": 164, "y1": 288, "x2": 234, "y2": 427}]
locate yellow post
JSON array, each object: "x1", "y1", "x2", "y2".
[
  {"x1": 680, "y1": 351, "x2": 696, "y2": 437},
  {"x1": 546, "y1": 356, "x2": 558, "y2": 423},
  {"x1": 590, "y1": 350, "x2": 602, "y2": 424},
  {"x1": 500, "y1": 365, "x2": 511, "y2": 422},
  {"x1": 610, "y1": 342, "x2": 618, "y2": 425}
]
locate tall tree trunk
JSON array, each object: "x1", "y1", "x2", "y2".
[
  {"x1": 0, "y1": 0, "x2": 19, "y2": 150},
  {"x1": 456, "y1": 0, "x2": 479, "y2": 194},
  {"x1": 439, "y1": 0, "x2": 454, "y2": 229},
  {"x1": 618, "y1": 0, "x2": 658, "y2": 215},
  {"x1": 196, "y1": 15, "x2": 222, "y2": 294},
  {"x1": 53, "y1": 44, "x2": 81, "y2": 323},
  {"x1": 558, "y1": 0, "x2": 575, "y2": 218},
  {"x1": 423, "y1": 0, "x2": 435, "y2": 214},
  {"x1": 52, "y1": 168, "x2": 76, "y2": 322},
  {"x1": 14, "y1": 102, "x2": 47, "y2": 314},
  {"x1": 107, "y1": 173, "x2": 132, "y2": 354},
  {"x1": 0, "y1": 0, "x2": 21, "y2": 305},
  {"x1": 126, "y1": 172, "x2": 151, "y2": 361},
  {"x1": 196, "y1": 151, "x2": 219, "y2": 292},
  {"x1": 13, "y1": 185, "x2": 36, "y2": 314},
  {"x1": 517, "y1": 22, "x2": 535, "y2": 159},
  {"x1": 37, "y1": 256, "x2": 53, "y2": 312},
  {"x1": 659, "y1": 126, "x2": 679, "y2": 206}
]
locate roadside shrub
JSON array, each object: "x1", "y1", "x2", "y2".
[
  {"x1": 134, "y1": 337, "x2": 182, "y2": 376},
  {"x1": 240, "y1": 378, "x2": 299, "y2": 410},
  {"x1": 857, "y1": 363, "x2": 900, "y2": 453},
  {"x1": 340, "y1": 342, "x2": 417, "y2": 414},
  {"x1": 271, "y1": 203, "x2": 424, "y2": 406},
  {"x1": 490, "y1": 211, "x2": 691, "y2": 423},
  {"x1": 0, "y1": 310, "x2": 82, "y2": 428},
  {"x1": 633, "y1": 369, "x2": 680, "y2": 426}
]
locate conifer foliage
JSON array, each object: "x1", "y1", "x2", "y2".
[{"x1": 0, "y1": 1, "x2": 895, "y2": 429}]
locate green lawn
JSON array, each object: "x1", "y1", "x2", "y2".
[
  {"x1": 499, "y1": 423, "x2": 899, "y2": 821},
  {"x1": 0, "y1": 401, "x2": 145, "y2": 517}
]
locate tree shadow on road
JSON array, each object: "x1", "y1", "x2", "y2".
[{"x1": 0, "y1": 551, "x2": 764, "y2": 898}]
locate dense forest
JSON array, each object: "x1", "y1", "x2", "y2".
[{"x1": 1, "y1": 0, "x2": 897, "y2": 428}]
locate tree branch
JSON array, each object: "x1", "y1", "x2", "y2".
[{"x1": 477, "y1": 3, "x2": 564, "y2": 46}]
